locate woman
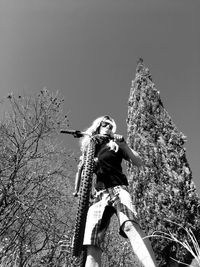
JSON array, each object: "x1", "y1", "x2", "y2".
[{"x1": 77, "y1": 115, "x2": 157, "y2": 267}]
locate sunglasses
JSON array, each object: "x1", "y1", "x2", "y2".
[{"x1": 100, "y1": 121, "x2": 113, "y2": 130}]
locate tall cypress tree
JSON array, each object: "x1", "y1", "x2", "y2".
[{"x1": 126, "y1": 58, "x2": 200, "y2": 266}]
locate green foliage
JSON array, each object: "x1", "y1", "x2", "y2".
[
  {"x1": 102, "y1": 216, "x2": 142, "y2": 267},
  {"x1": 126, "y1": 59, "x2": 200, "y2": 266},
  {"x1": 150, "y1": 221, "x2": 200, "y2": 266}
]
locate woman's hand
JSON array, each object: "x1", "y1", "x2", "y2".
[{"x1": 113, "y1": 134, "x2": 124, "y2": 143}]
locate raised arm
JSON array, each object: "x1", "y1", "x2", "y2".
[{"x1": 114, "y1": 135, "x2": 143, "y2": 167}]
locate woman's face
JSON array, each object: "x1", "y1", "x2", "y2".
[{"x1": 99, "y1": 120, "x2": 113, "y2": 136}]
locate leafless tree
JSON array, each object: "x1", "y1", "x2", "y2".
[{"x1": 0, "y1": 89, "x2": 75, "y2": 266}]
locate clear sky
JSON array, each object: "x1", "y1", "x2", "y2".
[{"x1": 0, "y1": 0, "x2": 200, "y2": 192}]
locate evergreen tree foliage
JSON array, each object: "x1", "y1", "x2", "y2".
[
  {"x1": 126, "y1": 58, "x2": 200, "y2": 266},
  {"x1": 101, "y1": 216, "x2": 142, "y2": 267}
]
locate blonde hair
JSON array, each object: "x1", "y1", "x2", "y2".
[{"x1": 80, "y1": 115, "x2": 117, "y2": 152}]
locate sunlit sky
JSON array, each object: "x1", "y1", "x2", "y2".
[{"x1": 0, "y1": 0, "x2": 200, "y2": 192}]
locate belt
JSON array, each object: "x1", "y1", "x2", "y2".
[{"x1": 95, "y1": 182, "x2": 128, "y2": 192}]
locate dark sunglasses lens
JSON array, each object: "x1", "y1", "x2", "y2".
[{"x1": 101, "y1": 121, "x2": 113, "y2": 129}]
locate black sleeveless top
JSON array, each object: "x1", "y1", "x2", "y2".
[{"x1": 94, "y1": 141, "x2": 128, "y2": 190}]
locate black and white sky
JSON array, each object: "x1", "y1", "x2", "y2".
[{"x1": 0, "y1": 0, "x2": 200, "y2": 192}]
